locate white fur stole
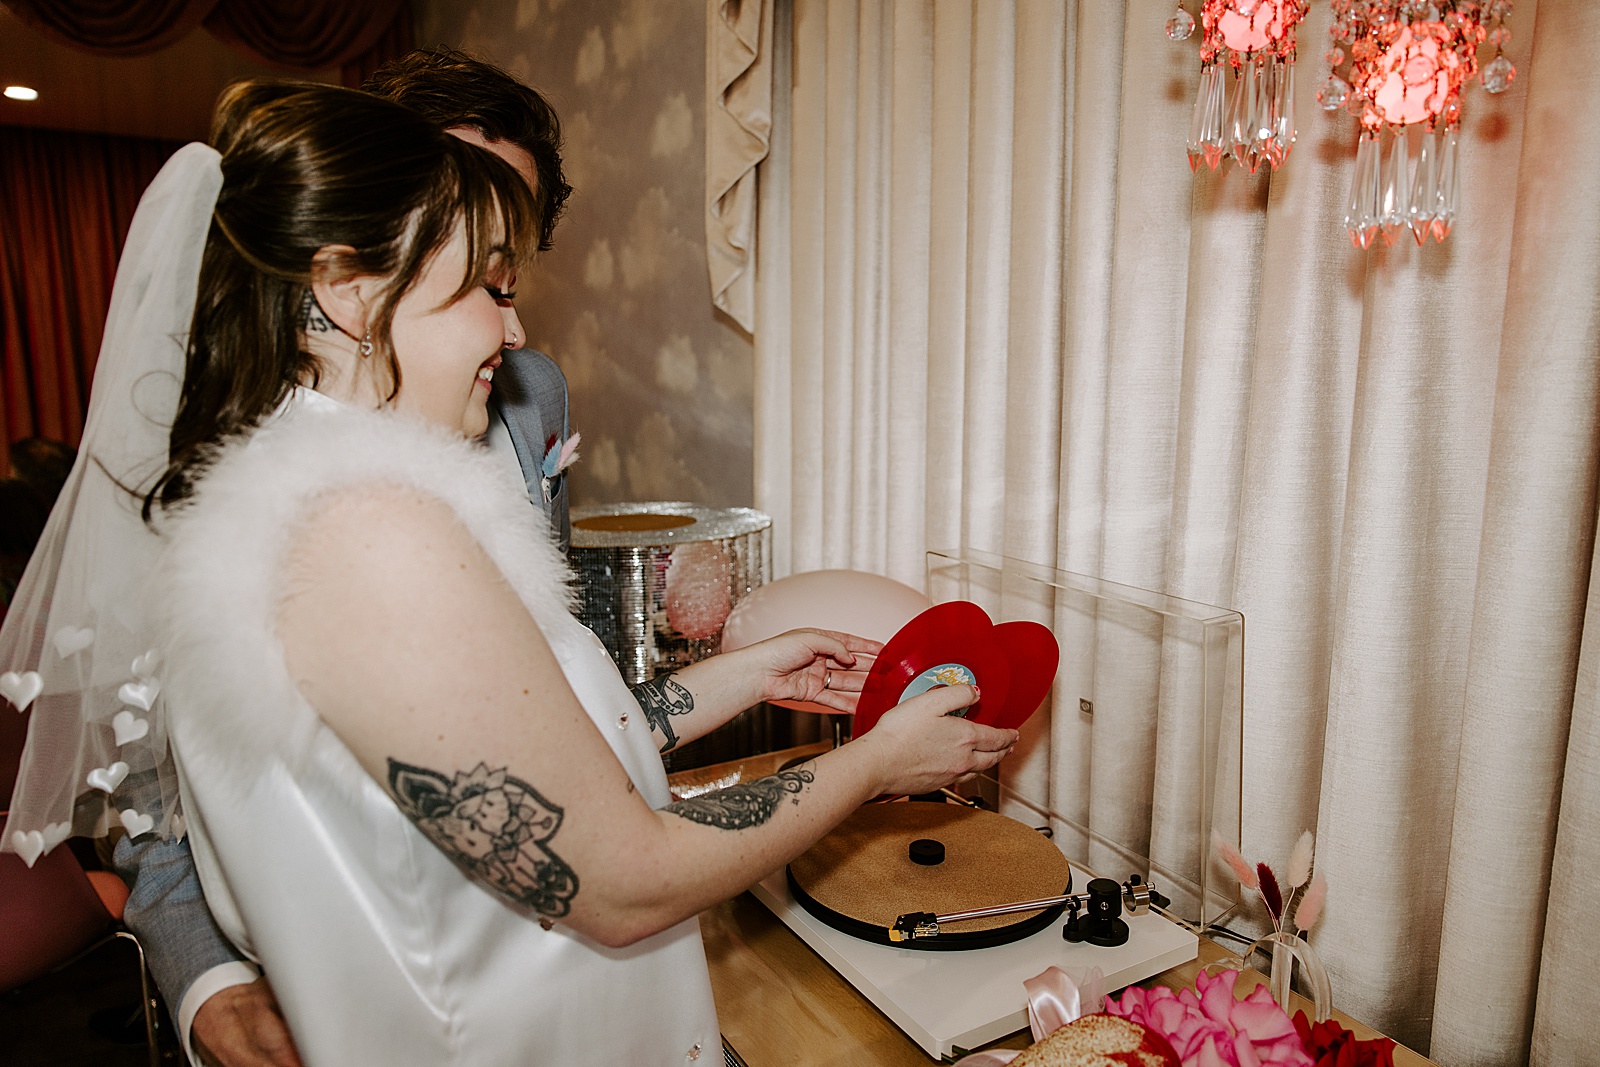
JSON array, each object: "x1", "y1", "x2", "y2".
[{"x1": 154, "y1": 406, "x2": 576, "y2": 789}]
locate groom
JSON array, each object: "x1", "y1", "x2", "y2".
[{"x1": 111, "y1": 50, "x2": 574, "y2": 1067}]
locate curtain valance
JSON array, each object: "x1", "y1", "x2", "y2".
[{"x1": 3, "y1": 0, "x2": 408, "y2": 75}]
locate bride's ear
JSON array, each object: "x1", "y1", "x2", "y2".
[{"x1": 309, "y1": 245, "x2": 381, "y2": 339}]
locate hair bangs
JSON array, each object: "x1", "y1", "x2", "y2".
[
  {"x1": 152, "y1": 82, "x2": 545, "y2": 514},
  {"x1": 449, "y1": 141, "x2": 539, "y2": 306}
]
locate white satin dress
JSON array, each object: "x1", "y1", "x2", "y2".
[{"x1": 155, "y1": 394, "x2": 720, "y2": 1066}]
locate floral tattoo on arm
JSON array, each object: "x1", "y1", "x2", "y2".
[
  {"x1": 631, "y1": 674, "x2": 694, "y2": 753},
  {"x1": 666, "y1": 768, "x2": 815, "y2": 830},
  {"x1": 388, "y1": 760, "x2": 579, "y2": 919}
]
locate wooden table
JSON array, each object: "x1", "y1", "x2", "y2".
[{"x1": 676, "y1": 745, "x2": 1436, "y2": 1066}]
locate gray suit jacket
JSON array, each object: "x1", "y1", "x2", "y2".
[
  {"x1": 115, "y1": 349, "x2": 572, "y2": 1016},
  {"x1": 488, "y1": 347, "x2": 571, "y2": 549}
]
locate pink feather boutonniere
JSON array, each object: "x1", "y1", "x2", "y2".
[
  {"x1": 541, "y1": 431, "x2": 581, "y2": 479},
  {"x1": 556, "y1": 432, "x2": 581, "y2": 473},
  {"x1": 538, "y1": 432, "x2": 581, "y2": 505}
]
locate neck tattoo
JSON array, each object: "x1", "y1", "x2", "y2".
[{"x1": 299, "y1": 291, "x2": 338, "y2": 334}]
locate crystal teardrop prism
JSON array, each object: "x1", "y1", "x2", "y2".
[
  {"x1": 1228, "y1": 64, "x2": 1254, "y2": 171},
  {"x1": 1248, "y1": 57, "x2": 1273, "y2": 172},
  {"x1": 1407, "y1": 130, "x2": 1438, "y2": 245},
  {"x1": 1266, "y1": 60, "x2": 1296, "y2": 170},
  {"x1": 1379, "y1": 127, "x2": 1410, "y2": 246},
  {"x1": 1166, "y1": 5, "x2": 1195, "y2": 41},
  {"x1": 1202, "y1": 63, "x2": 1228, "y2": 170},
  {"x1": 1431, "y1": 128, "x2": 1459, "y2": 241},
  {"x1": 1187, "y1": 67, "x2": 1208, "y2": 172},
  {"x1": 1363, "y1": 132, "x2": 1385, "y2": 247},
  {"x1": 1346, "y1": 133, "x2": 1379, "y2": 248}
]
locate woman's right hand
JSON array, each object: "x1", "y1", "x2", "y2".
[{"x1": 851, "y1": 684, "x2": 1018, "y2": 797}]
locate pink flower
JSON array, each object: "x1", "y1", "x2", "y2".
[{"x1": 1107, "y1": 970, "x2": 1314, "y2": 1067}]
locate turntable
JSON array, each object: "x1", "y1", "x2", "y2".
[
  {"x1": 752, "y1": 790, "x2": 1198, "y2": 1059},
  {"x1": 747, "y1": 551, "x2": 1245, "y2": 1059}
]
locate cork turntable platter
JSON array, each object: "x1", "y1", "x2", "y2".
[
  {"x1": 751, "y1": 795, "x2": 1200, "y2": 1058},
  {"x1": 787, "y1": 800, "x2": 1073, "y2": 948}
]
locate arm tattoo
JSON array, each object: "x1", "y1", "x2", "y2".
[
  {"x1": 388, "y1": 759, "x2": 578, "y2": 919},
  {"x1": 631, "y1": 674, "x2": 694, "y2": 753},
  {"x1": 666, "y1": 768, "x2": 815, "y2": 830}
]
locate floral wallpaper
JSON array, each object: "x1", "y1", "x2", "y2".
[{"x1": 418, "y1": 0, "x2": 755, "y2": 508}]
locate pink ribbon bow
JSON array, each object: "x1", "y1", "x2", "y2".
[{"x1": 952, "y1": 966, "x2": 1106, "y2": 1067}]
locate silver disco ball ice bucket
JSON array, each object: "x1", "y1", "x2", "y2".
[{"x1": 570, "y1": 502, "x2": 771, "y2": 686}]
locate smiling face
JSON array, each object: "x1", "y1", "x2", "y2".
[
  {"x1": 385, "y1": 225, "x2": 518, "y2": 438},
  {"x1": 446, "y1": 127, "x2": 534, "y2": 355}
]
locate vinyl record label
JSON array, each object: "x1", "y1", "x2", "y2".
[
  {"x1": 900, "y1": 663, "x2": 978, "y2": 707},
  {"x1": 853, "y1": 601, "x2": 1059, "y2": 736}
]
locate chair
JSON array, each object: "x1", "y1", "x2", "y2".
[
  {"x1": 2, "y1": 694, "x2": 162, "y2": 1066},
  {"x1": 0, "y1": 826, "x2": 162, "y2": 1067}
]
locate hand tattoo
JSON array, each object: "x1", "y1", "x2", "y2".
[
  {"x1": 631, "y1": 674, "x2": 694, "y2": 753},
  {"x1": 666, "y1": 768, "x2": 815, "y2": 830},
  {"x1": 388, "y1": 759, "x2": 578, "y2": 919}
]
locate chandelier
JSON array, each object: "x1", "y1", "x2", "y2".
[
  {"x1": 1168, "y1": 1, "x2": 1312, "y2": 174},
  {"x1": 1317, "y1": 1, "x2": 1514, "y2": 247},
  {"x1": 1167, "y1": 1, "x2": 1517, "y2": 247}
]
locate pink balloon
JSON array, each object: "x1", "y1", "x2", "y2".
[{"x1": 722, "y1": 569, "x2": 929, "y2": 713}]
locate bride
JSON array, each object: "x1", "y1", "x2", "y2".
[{"x1": 3, "y1": 82, "x2": 1016, "y2": 1065}]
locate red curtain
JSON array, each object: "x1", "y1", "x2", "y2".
[
  {"x1": 1, "y1": 0, "x2": 413, "y2": 86},
  {"x1": 338, "y1": 2, "x2": 414, "y2": 89},
  {"x1": 0, "y1": 0, "x2": 216, "y2": 56},
  {"x1": 0, "y1": 128, "x2": 181, "y2": 474},
  {"x1": 0, "y1": 2, "x2": 416, "y2": 473}
]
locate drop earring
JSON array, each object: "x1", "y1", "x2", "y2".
[{"x1": 360, "y1": 329, "x2": 374, "y2": 358}]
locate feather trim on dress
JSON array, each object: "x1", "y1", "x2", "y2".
[{"x1": 155, "y1": 405, "x2": 576, "y2": 804}]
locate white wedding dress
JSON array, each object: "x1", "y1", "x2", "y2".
[{"x1": 155, "y1": 394, "x2": 720, "y2": 1066}]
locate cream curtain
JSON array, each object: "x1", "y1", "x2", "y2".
[
  {"x1": 750, "y1": 0, "x2": 1600, "y2": 1061},
  {"x1": 707, "y1": 0, "x2": 773, "y2": 332}
]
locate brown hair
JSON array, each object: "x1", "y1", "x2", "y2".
[
  {"x1": 146, "y1": 80, "x2": 538, "y2": 517},
  {"x1": 363, "y1": 48, "x2": 571, "y2": 251}
]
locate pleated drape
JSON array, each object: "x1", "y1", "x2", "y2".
[
  {"x1": 752, "y1": 0, "x2": 1600, "y2": 1060},
  {"x1": 1, "y1": 0, "x2": 413, "y2": 86}
]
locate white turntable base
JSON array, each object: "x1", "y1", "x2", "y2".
[{"x1": 751, "y1": 864, "x2": 1198, "y2": 1060}]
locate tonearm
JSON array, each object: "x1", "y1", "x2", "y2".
[{"x1": 889, "y1": 875, "x2": 1169, "y2": 946}]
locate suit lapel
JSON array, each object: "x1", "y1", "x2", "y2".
[{"x1": 490, "y1": 353, "x2": 550, "y2": 503}]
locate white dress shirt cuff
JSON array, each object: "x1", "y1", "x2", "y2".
[{"x1": 178, "y1": 960, "x2": 262, "y2": 1065}]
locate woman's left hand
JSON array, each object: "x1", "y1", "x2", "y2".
[{"x1": 738, "y1": 628, "x2": 880, "y2": 713}]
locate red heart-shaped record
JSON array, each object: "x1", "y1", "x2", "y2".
[
  {"x1": 991, "y1": 618, "x2": 1058, "y2": 729},
  {"x1": 852, "y1": 601, "x2": 1059, "y2": 737}
]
